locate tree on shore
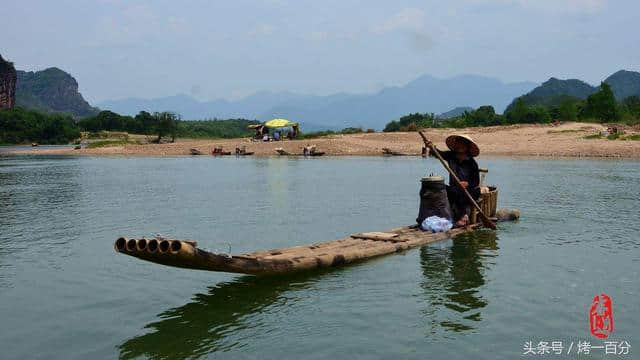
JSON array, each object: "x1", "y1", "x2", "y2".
[
  {"x1": 581, "y1": 82, "x2": 619, "y2": 122},
  {"x1": 556, "y1": 99, "x2": 578, "y2": 121},
  {"x1": 153, "y1": 112, "x2": 179, "y2": 143}
]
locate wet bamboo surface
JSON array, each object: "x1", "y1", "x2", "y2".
[{"x1": 115, "y1": 224, "x2": 481, "y2": 275}]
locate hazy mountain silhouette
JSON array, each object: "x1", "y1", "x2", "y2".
[
  {"x1": 98, "y1": 91, "x2": 308, "y2": 121},
  {"x1": 604, "y1": 70, "x2": 640, "y2": 100},
  {"x1": 98, "y1": 74, "x2": 537, "y2": 129},
  {"x1": 439, "y1": 106, "x2": 474, "y2": 119},
  {"x1": 258, "y1": 75, "x2": 536, "y2": 129}
]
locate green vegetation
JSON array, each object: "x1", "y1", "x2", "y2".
[
  {"x1": 298, "y1": 127, "x2": 365, "y2": 139},
  {"x1": 384, "y1": 82, "x2": 640, "y2": 132},
  {"x1": 78, "y1": 110, "x2": 178, "y2": 143},
  {"x1": 86, "y1": 139, "x2": 141, "y2": 148},
  {"x1": 384, "y1": 113, "x2": 437, "y2": 132},
  {"x1": 0, "y1": 107, "x2": 263, "y2": 145},
  {"x1": 384, "y1": 104, "x2": 551, "y2": 132},
  {"x1": 79, "y1": 111, "x2": 154, "y2": 134},
  {"x1": 86, "y1": 130, "x2": 130, "y2": 139},
  {"x1": 583, "y1": 134, "x2": 602, "y2": 139},
  {"x1": 547, "y1": 129, "x2": 581, "y2": 134},
  {"x1": 507, "y1": 78, "x2": 596, "y2": 111},
  {"x1": 78, "y1": 110, "x2": 259, "y2": 141},
  {"x1": 0, "y1": 107, "x2": 81, "y2": 144},
  {"x1": 581, "y1": 83, "x2": 619, "y2": 122},
  {"x1": 176, "y1": 118, "x2": 260, "y2": 139},
  {"x1": 16, "y1": 67, "x2": 98, "y2": 117},
  {"x1": 583, "y1": 133, "x2": 640, "y2": 141}
]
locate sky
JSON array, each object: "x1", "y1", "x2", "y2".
[{"x1": 2, "y1": 0, "x2": 638, "y2": 104}]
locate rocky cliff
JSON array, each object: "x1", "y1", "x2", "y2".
[
  {"x1": 0, "y1": 54, "x2": 17, "y2": 110},
  {"x1": 16, "y1": 67, "x2": 97, "y2": 117}
]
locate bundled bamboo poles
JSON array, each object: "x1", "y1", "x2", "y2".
[{"x1": 114, "y1": 224, "x2": 481, "y2": 275}]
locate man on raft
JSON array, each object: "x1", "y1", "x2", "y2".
[{"x1": 424, "y1": 134, "x2": 481, "y2": 227}]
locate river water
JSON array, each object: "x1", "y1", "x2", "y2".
[{"x1": 0, "y1": 155, "x2": 638, "y2": 359}]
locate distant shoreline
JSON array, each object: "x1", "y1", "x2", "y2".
[{"x1": 7, "y1": 122, "x2": 640, "y2": 159}]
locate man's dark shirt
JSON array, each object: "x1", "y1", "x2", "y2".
[
  {"x1": 427, "y1": 148, "x2": 481, "y2": 220},
  {"x1": 434, "y1": 150, "x2": 480, "y2": 221},
  {"x1": 440, "y1": 151, "x2": 479, "y2": 191}
]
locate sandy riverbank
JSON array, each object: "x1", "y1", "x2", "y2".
[{"x1": 10, "y1": 122, "x2": 640, "y2": 158}]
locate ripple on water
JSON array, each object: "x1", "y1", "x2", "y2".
[{"x1": 0, "y1": 156, "x2": 639, "y2": 359}]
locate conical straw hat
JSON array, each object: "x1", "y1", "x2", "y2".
[{"x1": 445, "y1": 134, "x2": 480, "y2": 157}]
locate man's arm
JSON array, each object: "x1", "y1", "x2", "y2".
[{"x1": 426, "y1": 147, "x2": 454, "y2": 160}]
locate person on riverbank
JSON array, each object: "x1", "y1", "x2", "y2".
[{"x1": 426, "y1": 134, "x2": 481, "y2": 227}]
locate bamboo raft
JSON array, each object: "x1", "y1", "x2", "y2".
[
  {"x1": 114, "y1": 223, "x2": 484, "y2": 275},
  {"x1": 115, "y1": 154, "x2": 503, "y2": 275}
]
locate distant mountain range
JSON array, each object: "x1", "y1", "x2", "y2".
[
  {"x1": 7, "y1": 59, "x2": 640, "y2": 130},
  {"x1": 98, "y1": 75, "x2": 538, "y2": 130},
  {"x1": 508, "y1": 70, "x2": 640, "y2": 110},
  {"x1": 16, "y1": 67, "x2": 97, "y2": 117},
  {"x1": 438, "y1": 106, "x2": 474, "y2": 119}
]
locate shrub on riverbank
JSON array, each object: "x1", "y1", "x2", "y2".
[
  {"x1": 298, "y1": 127, "x2": 365, "y2": 139},
  {"x1": 176, "y1": 119, "x2": 259, "y2": 138},
  {"x1": 78, "y1": 111, "x2": 259, "y2": 140},
  {"x1": 384, "y1": 83, "x2": 639, "y2": 132},
  {"x1": 0, "y1": 107, "x2": 80, "y2": 144},
  {"x1": 86, "y1": 139, "x2": 141, "y2": 148}
]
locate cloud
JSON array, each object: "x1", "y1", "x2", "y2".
[
  {"x1": 523, "y1": 0, "x2": 606, "y2": 13},
  {"x1": 376, "y1": 8, "x2": 426, "y2": 33},
  {"x1": 473, "y1": 0, "x2": 608, "y2": 14},
  {"x1": 375, "y1": 8, "x2": 434, "y2": 55},
  {"x1": 87, "y1": 4, "x2": 161, "y2": 48}
]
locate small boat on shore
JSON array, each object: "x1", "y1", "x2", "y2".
[
  {"x1": 306, "y1": 151, "x2": 325, "y2": 157},
  {"x1": 212, "y1": 147, "x2": 231, "y2": 156},
  {"x1": 275, "y1": 147, "x2": 325, "y2": 157},
  {"x1": 235, "y1": 146, "x2": 254, "y2": 156},
  {"x1": 382, "y1": 148, "x2": 409, "y2": 156}
]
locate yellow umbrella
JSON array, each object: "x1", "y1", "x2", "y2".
[{"x1": 265, "y1": 118, "x2": 298, "y2": 128}]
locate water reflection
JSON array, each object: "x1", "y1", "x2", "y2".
[
  {"x1": 419, "y1": 231, "x2": 499, "y2": 333},
  {"x1": 118, "y1": 271, "x2": 330, "y2": 359}
]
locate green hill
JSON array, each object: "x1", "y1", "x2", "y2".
[
  {"x1": 507, "y1": 70, "x2": 640, "y2": 113},
  {"x1": 16, "y1": 67, "x2": 97, "y2": 117},
  {"x1": 604, "y1": 70, "x2": 640, "y2": 100},
  {"x1": 506, "y1": 78, "x2": 596, "y2": 112}
]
